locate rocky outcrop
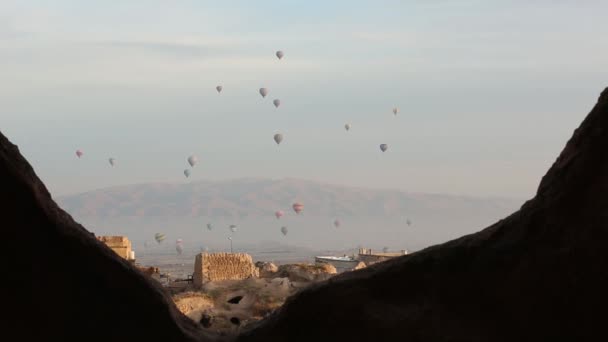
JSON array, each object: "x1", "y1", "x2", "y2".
[
  {"x1": 276, "y1": 263, "x2": 337, "y2": 282},
  {"x1": 255, "y1": 261, "x2": 278, "y2": 278},
  {"x1": 237, "y1": 88, "x2": 608, "y2": 341},
  {"x1": 5, "y1": 87, "x2": 608, "y2": 341},
  {"x1": 0, "y1": 132, "x2": 215, "y2": 341},
  {"x1": 193, "y1": 253, "x2": 259, "y2": 287}
]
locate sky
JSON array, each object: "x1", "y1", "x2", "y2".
[{"x1": 2, "y1": 0, "x2": 607, "y2": 198}]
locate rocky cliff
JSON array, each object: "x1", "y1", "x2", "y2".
[
  {"x1": 3, "y1": 87, "x2": 608, "y2": 341},
  {"x1": 0, "y1": 133, "x2": 213, "y2": 340},
  {"x1": 237, "y1": 88, "x2": 608, "y2": 341}
]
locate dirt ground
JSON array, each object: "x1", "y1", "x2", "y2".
[{"x1": 172, "y1": 277, "x2": 304, "y2": 334}]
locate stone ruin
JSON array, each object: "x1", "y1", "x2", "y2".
[
  {"x1": 193, "y1": 253, "x2": 259, "y2": 287},
  {"x1": 96, "y1": 235, "x2": 135, "y2": 261}
]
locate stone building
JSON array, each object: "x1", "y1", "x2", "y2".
[
  {"x1": 96, "y1": 236, "x2": 135, "y2": 261},
  {"x1": 357, "y1": 248, "x2": 407, "y2": 265},
  {"x1": 193, "y1": 253, "x2": 259, "y2": 287}
]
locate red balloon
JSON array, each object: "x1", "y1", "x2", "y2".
[
  {"x1": 76, "y1": 150, "x2": 83, "y2": 158},
  {"x1": 292, "y1": 202, "x2": 304, "y2": 214}
]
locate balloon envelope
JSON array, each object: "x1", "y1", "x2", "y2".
[
  {"x1": 292, "y1": 202, "x2": 304, "y2": 214},
  {"x1": 176, "y1": 244, "x2": 183, "y2": 255},
  {"x1": 207, "y1": 223, "x2": 213, "y2": 231},
  {"x1": 274, "y1": 133, "x2": 283, "y2": 145},
  {"x1": 273, "y1": 99, "x2": 281, "y2": 108},
  {"x1": 380, "y1": 144, "x2": 388, "y2": 152},
  {"x1": 187, "y1": 155, "x2": 198, "y2": 167},
  {"x1": 76, "y1": 150, "x2": 83, "y2": 158},
  {"x1": 334, "y1": 219, "x2": 341, "y2": 228},
  {"x1": 108, "y1": 158, "x2": 115, "y2": 166},
  {"x1": 184, "y1": 169, "x2": 191, "y2": 178},
  {"x1": 275, "y1": 210, "x2": 284, "y2": 219},
  {"x1": 259, "y1": 88, "x2": 268, "y2": 98},
  {"x1": 393, "y1": 107, "x2": 398, "y2": 115},
  {"x1": 276, "y1": 51, "x2": 284, "y2": 59},
  {"x1": 216, "y1": 85, "x2": 223, "y2": 93},
  {"x1": 154, "y1": 233, "x2": 165, "y2": 244},
  {"x1": 345, "y1": 124, "x2": 351, "y2": 131},
  {"x1": 281, "y1": 226, "x2": 288, "y2": 236}
]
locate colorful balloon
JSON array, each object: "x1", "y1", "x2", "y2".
[
  {"x1": 281, "y1": 226, "x2": 288, "y2": 236},
  {"x1": 333, "y1": 219, "x2": 341, "y2": 228},
  {"x1": 259, "y1": 88, "x2": 268, "y2": 98},
  {"x1": 108, "y1": 158, "x2": 115, "y2": 166},
  {"x1": 275, "y1": 210, "x2": 284, "y2": 219},
  {"x1": 184, "y1": 169, "x2": 191, "y2": 178},
  {"x1": 76, "y1": 150, "x2": 83, "y2": 158},
  {"x1": 187, "y1": 155, "x2": 198, "y2": 167},
  {"x1": 154, "y1": 233, "x2": 165, "y2": 244},
  {"x1": 345, "y1": 124, "x2": 351, "y2": 131},
  {"x1": 393, "y1": 107, "x2": 398, "y2": 115},
  {"x1": 276, "y1": 51, "x2": 284, "y2": 59},
  {"x1": 216, "y1": 85, "x2": 223, "y2": 93},
  {"x1": 292, "y1": 202, "x2": 303, "y2": 214},
  {"x1": 380, "y1": 144, "x2": 388, "y2": 152},
  {"x1": 273, "y1": 99, "x2": 281, "y2": 108}
]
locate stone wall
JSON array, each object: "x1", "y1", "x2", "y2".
[
  {"x1": 357, "y1": 248, "x2": 407, "y2": 265},
  {"x1": 193, "y1": 252, "x2": 259, "y2": 287},
  {"x1": 97, "y1": 236, "x2": 132, "y2": 260}
]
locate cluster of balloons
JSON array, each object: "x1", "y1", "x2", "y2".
[{"x1": 76, "y1": 48, "x2": 408, "y2": 253}]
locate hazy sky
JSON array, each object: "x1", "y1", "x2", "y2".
[{"x1": 2, "y1": 1, "x2": 607, "y2": 198}]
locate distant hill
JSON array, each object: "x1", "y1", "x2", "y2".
[{"x1": 57, "y1": 178, "x2": 521, "y2": 219}]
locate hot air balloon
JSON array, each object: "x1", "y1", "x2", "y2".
[
  {"x1": 333, "y1": 219, "x2": 341, "y2": 228},
  {"x1": 108, "y1": 158, "x2": 115, "y2": 166},
  {"x1": 207, "y1": 223, "x2": 213, "y2": 231},
  {"x1": 76, "y1": 150, "x2": 83, "y2": 158},
  {"x1": 274, "y1": 133, "x2": 283, "y2": 145},
  {"x1": 176, "y1": 238, "x2": 183, "y2": 244},
  {"x1": 276, "y1": 51, "x2": 284, "y2": 60},
  {"x1": 184, "y1": 169, "x2": 191, "y2": 178},
  {"x1": 406, "y1": 218, "x2": 412, "y2": 226},
  {"x1": 259, "y1": 88, "x2": 268, "y2": 98},
  {"x1": 345, "y1": 123, "x2": 351, "y2": 131},
  {"x1": 380, "y1": 144, "x2": 388, "y2": 152},
  {"x1": 216, "y1": 85, "x2": 223, "y2": 93},
  {"x1": 154, "y1": 233, "x2": 165, "y2": 244},
  {"x1": 281, "y1": 226, "x2": 288, "y2": 236},
  {"x1": 275, "y1": 210, "x2": 284, "y2": 219},
  {"x1": 229, "y1": 224, "x2": 237, "y2": 233},
  {"x1": 292, "y1": 202, "x2": 303, "y2": 214},
  {"x1": 382, "y1": 246, "x2": 389, "y2": 253},
  {"x1": 187, "y1": 155, "x2": 198, "y2": 167},
  {"x1": 176, "y1": 244, "x2": 183, "y2": 255},
  {"x1": 273, "y1": 99, "x2": 281, "y2": 108},
  {"x1": 393, "y1": 107, "x2": 398, "y2": 115}
]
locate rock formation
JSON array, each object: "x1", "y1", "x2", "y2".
[
  {"x1": 3, "y1": 87, "x2": 608, "y2": 341},
  {"x1": 255, "y1": 261, "x2": 279, "y2": 278},
  {"x1": 276, "y1": 263, "x2": 337, "y2": 282},
  {"x1": 237, "y1": 88, "x2": 608, "y2": 341},
  {"x1": 0, "y1": 133, "x2": 213, "y2": 341}
]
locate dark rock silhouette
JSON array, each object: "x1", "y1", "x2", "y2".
[
  {"x1": 0, "y1": 134, "x2": 215, "y2": 340},
  {"x1": 3, "y1": 87, "x2": 607, "y2": 341},
  {"x1": 237, "y1": 88, "x2": 608, "y2": 341}
]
